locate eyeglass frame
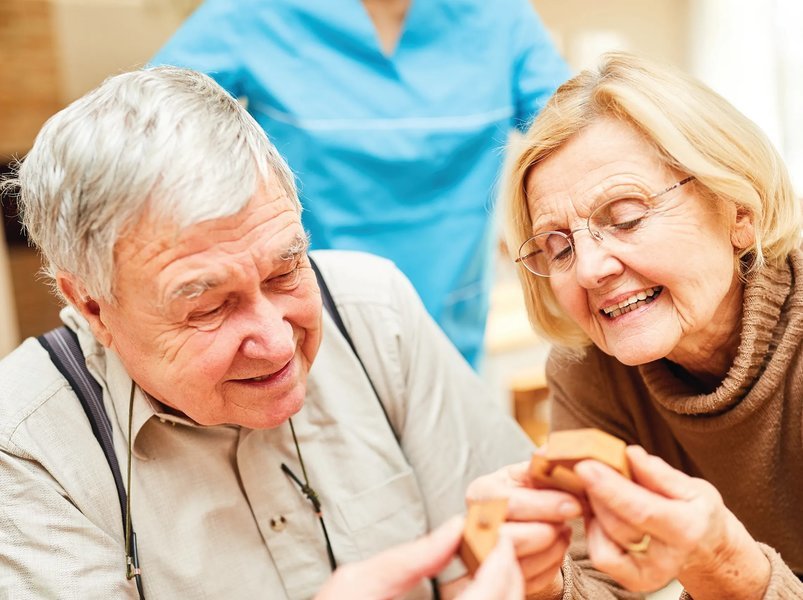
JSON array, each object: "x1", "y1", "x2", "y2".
[{"x1": 515, "y1": 176, "x2": 695, "y2": 277}]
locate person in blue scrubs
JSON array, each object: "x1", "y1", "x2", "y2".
[{"x1": 152, "y1": 0, "x2": 569, "y2": 367}]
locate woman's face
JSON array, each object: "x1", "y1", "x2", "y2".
[{"x1": 525, "y1": 118, "x2": 753, "y2": 368}]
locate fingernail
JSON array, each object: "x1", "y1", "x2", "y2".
[
  {"x1": 628, "y1": 445, "x2": 647, "y2": 457},
  {"x1": 575, "y1": 461, "x2": 601, "y2": 481},
  {"x1": 559, "y1": 501, "x2": 581, "y2": 518}
]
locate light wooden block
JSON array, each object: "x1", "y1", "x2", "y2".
[
  {"x1": 528, "y1": 428, "x2": 630, "y2": 497},
  {"x1": 459, "y1": 498, "x2": 508, "y2": 575}
]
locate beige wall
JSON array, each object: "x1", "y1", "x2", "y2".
[
  {"x1": 0, "y1": 228, "x2": 20, "y2": 357},
  {"x1": 0, "y1": 0, "x2": 61, "y2": 161},
  {"x1": 533, "y1": 0, "x2": 690, "y2": 71},
  {"x1": 51, "y1": 0, "x2": 187, "y2": 104}
]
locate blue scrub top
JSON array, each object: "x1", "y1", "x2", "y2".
[{"x1": 152, "y1": 0, "x2": 570, "y2": 367}]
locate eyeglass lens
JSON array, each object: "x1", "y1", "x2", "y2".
[{"x1": 518, "y1": 177, "x2": 693, "y2": 277}]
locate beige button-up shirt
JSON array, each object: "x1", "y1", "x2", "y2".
[{"x1": 0, "y1": 251, "x2": 533, "y2": 599}]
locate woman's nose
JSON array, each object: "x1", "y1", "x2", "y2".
[{"x1": 572, "y1": 233, "x2": 623, "y2": 288}]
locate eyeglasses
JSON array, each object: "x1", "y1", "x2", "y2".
[{"x1": 515, "y1": 176, "x2": 695, "y2": 277}]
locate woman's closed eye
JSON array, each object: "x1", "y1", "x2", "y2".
[
  {"x1": 543, "y1": 233, "x2": 573, "y2": 262},
  {"x1": 595, "y1": 197, "x2": 651, "y2": 234}
]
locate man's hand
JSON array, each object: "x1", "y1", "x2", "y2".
[
  {"x1": 466, "y1": 461, "x2": 583, "y2": 599},
  {"x1": 315, "y1": 516, "x2": 524, "y2": 600}
]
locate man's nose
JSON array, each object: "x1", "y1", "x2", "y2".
[
  {"x1": 572, "y1": 232, "x2": 623, "y2": 289},
  {"x1": 239, "y1": 296, "x2": 295, "y2": 360}
]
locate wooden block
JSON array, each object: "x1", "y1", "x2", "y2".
[
  {"x1": 528, "y1": 428, "x2": 630, "y2": 497},
  {"x1": 459, "y1": 498, "x2": 508, "y2": 575}
]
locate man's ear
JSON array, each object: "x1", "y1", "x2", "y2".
[
  {"x1": 730, "y1": 206, "x2": 755, "y2": 251},
  {"x1": 56, "y1": 272, "x2": 114, "y2": 348}
]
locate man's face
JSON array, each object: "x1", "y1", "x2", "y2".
[{"x1": 92, "y1": 180, "x2": 322, "y2": 428}]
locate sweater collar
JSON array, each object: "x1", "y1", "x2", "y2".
[{"x1": 639, "y1": 250, "x2": 801, "y2": 418}]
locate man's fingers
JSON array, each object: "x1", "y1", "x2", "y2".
[
  {"x1": 467, "y1": 461, "x2": 530, "y2": 500},
  {"x1": 374, "y1": 515, "x2": 465, "y2": 576},
  {"x1": 357, "y1": 516, "x2": 465, "y2": 596},
  {"x1": 315, "y1": 517, "x2": 466, "y2": 600}
]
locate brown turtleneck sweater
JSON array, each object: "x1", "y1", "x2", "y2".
[{"x1": 548, "y1": 250, "x2": 803, "y2": 599}]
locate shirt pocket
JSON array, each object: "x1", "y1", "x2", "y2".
[{"x1": 334, "y1": 468, "x2": 428, "y2": 559}]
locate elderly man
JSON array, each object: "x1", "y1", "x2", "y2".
[{"x1": 0, "y1": 68, "x2": 574, "y2": 599}]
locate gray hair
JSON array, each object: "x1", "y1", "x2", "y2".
[{"x1": 5, "y1": 66, "x2": 299, "y2": 302}]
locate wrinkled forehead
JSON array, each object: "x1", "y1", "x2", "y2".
[
  {"x1": 524, "y1": 120, "x2": 670, "y2": 226},
  {"x1": 112, "y1": 186, "x2": 304, "y2": 292}
]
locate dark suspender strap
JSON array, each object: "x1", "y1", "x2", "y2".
[
  {"x1": 309, "y1": 255, "x2": 401, "y2": 445},
  {"x1": 310, "y1": 256, "x2": 441, "y2": 599},
  {"x1": 38, "y1": 326, "x2": 130, "y2": 536}
]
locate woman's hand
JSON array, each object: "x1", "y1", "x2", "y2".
[
  {"x1": 574, "y1": 446, "x2": 771, "y2": 599},
  {"x1": 466, "y1": 461, "x2": 583, "y2": 599},
  {"x1": 315, "y1": 515, "x2": 524, "y2": 600}
]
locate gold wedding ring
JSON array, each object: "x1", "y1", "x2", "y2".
[{"x1": 624, "y1": 533, "x2": 651, "y2": 554}]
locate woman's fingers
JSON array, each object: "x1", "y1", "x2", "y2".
[
  {"x1": 493, "y1": 520, "x2": 571, "y2": 597},
  {"x1": 505, "y1": 487, "x2": 584, "y2": 523},
  {"x1": 575, "y1": 458, "x2": 693, "y2": 541},
  {"x1": 570, "y1": 447, "x2": 741, "y2": 595},
  {"x1": 519, "y1": 526, "x2": 571, "y2": 590},
  {"x1": 500, "y1": 520, "x2": 570, "y2": 556},
  {"x1": 467, "y1": 462, "x2": 583, "y2": 523},
  {"x1": 463, "y1": 461, "x2": 582, "y2": 598},
  {"x1": 583, "y1": 497, "x2": 646, "y2": 552},
  {"x1": 625, "y1": 446, "x2": 696, "y2": 500},
  {"x1": 459, "y1": 535, "x2": 524, "y2": 600}
]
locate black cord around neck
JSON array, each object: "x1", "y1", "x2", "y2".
[{"x1": 281, "y1": 419, "x2": 337, "y2": 571}]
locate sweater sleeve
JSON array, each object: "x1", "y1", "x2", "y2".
[{"x1": 557, "y1": 521, "x2": 645, "y2": 600}]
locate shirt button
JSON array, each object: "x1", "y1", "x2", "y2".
[{"x1": 270, "y1": 516, "x2": 287, "y2": 532}]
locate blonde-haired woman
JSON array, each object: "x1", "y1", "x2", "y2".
[{"x1": 486, "y1": 52, "x2": 802, "y2": 599}]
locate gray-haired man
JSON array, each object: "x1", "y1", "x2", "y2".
[{"x1": 0, "y1": 68, "x2": 573, "y2": 599}]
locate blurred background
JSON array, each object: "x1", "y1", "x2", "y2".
[{"x1": 1, "y1": 0, "x2": 801, "y2": 432}]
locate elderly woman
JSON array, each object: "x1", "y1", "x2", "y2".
[{"x1": 496, "y1": 52, "x2": 802, "y2": 599}]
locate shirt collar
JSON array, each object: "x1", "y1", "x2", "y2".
[{"x1": 60, "y1": 306, "x2": 206, "y2": 459}]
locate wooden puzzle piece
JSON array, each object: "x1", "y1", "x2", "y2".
[
  {"x1": 528, "y1": 428, "x2": 631, "y2": 497},
  {"x1": 459, "y1": 498, "x2": 508, "y2": 575}
]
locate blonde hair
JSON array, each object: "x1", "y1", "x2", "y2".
[{"x1": 503, "y1": 51, "x2": 801, "y2": 350}]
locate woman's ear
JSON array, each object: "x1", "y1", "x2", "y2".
[
  {"x1": 56, "y1": 272, "x2": 113, "y2": 347},
  {"x1": 730, "y1": 206, "x2": 755, "y2": 251}
]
